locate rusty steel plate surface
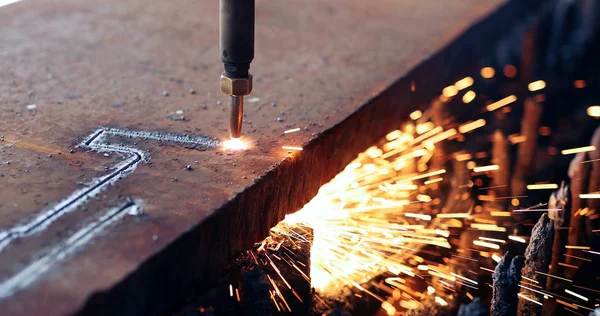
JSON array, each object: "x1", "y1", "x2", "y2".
[{"x1": 0, "y1": 0, "x2": 506, "y2": 314}]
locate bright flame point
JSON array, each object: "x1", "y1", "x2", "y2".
[{"x1": 223, "y1": 138, "x2": 247, "y2": 150}]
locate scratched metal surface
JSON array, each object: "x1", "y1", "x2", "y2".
[{"x1": 0, "y1": 0, "x2": 506, "y2": 314}]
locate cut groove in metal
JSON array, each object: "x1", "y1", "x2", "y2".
[{"x1": 0, "y1": 127, "x2": 218, "y2": 298}]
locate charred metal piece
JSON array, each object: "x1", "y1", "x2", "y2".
[
  {"x1": 491, "y1": 251, "x2": 522, "y2": 316},
  {"x1": 543, "y1": 182, "x2": 570, "y2": 315},
  {"x1": 518, "y1": 213, "x2": 554, "y2": 316}
]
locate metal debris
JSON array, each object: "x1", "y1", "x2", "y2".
[
  {"x1": 166, "y1": 110, "x2": 185, "y2": 121},
  {"x1": 491, "y1": 251, "x2": 522, "y2": 316},
  {"x1": 518, "y1": 213, "x2": 554, "y2": 316}
]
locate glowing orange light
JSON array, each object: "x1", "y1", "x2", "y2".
[
  {"x1": 455, "y1": 77, "x2": 474, "y2": 90},
  {"x1": 223, "y1": 138, "x2": 248, "y2": 150},
  {"x1": 284, "y1": 127, "x2": 301, "y2": 134},
  {"x1": 574, "y1": 80, "x2": 586, "y2": 88},
  {"x1": 587, "y1": 106, "x2": 600, "y2": 118},
  {"x1": 282, "y1": 146, "x2": 303, "y2": 151},
  {"x1": 561, "y1": 146, "x2": 595, "y2": 155},
  {"x1": 462, "y1": 90, "x2": 476, "y2": 103},
  {"x1": 528, "y1": 80, "x2": 546, "y2": 92},
  {"x1": 481, "y1": 67, "x2": 495, "y2": 79},
  {"x1": 473, "y1": 164, "x2": 499, "y2": 172},
  {"x1": 442, "y1": 86, "x2": 458, "y2": 98},
  {"x1": 410, "y1": 110, "x2": 423, "y2": 120},
  {"x1": 503, "y1": 65, "x2": 517, "y2": 78},
  {"x1": 458, "y1": 119, "x2": 486, "y2": 134},
  {"x1": 508, "y1": 235, "x2": 527, "y2": 243},
  {"x1": 539, "y1": 126, "x2": 551, "y2": 136},
  {"x1": 486, "y1": 95, "x2": 517, "y2": 111}
]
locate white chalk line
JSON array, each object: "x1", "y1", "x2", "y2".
[
  {"x1": 0, "y1": 201, "x2": 140, "y2": 298},
  {"x1": 0, "y1": 127, "x2": 218, "y2": 298}
]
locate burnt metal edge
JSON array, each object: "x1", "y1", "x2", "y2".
[{"x1": 76, "y1": 1, "x2": 549, "y2": 315}]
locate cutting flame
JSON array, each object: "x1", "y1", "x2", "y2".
[{"x1": 223, "y1": 137, "x2": 248, "y2": 150}]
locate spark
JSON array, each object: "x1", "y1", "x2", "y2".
[
  {"x1": 527, "y1": 183, "x2": 559, "y2": 190},
  {"x1": 451, "y1": 272, "x2": 478, "y2": 285},
  {"x1": 381, "y1": 301, "x2": 397, "y2": 315},
  {"x1": 503, "y1": 65, "x2": 517, "y2": 78},
  {"x1": 565, "y1": 289, "x2": 589, "y2": 302},
  {"x1": 435, "y1": 296, "x2": 448, "y2": 306},
  {"x1": 473, "y1": 240, "x2": 501, "y2": 249},
  {"x1": 282, "y1": 145, "x2": 303, "y2": 151},
  {"x1": 386, "y1": 130, "x2": 402, "y2": 141},
  {"x1": 424, "y1": 177, "x2": 443, "y2": 185},
  {"x1": 229, "y1": 284, "x2": 233, "y2": 297},
  {"x1": 518, "y1": 293, "x2": 543, "y2": 306},
  {"x1": 509, "y1": 134, "x2": 527, "y2": 144},
  {"x1": 248, "y1": 73, "x2": 600, "y2": 313},
  {"x1": 587, "y1": 105, "x2": 600, "y2": 118},
  {"x1": 481, "y1": 67, "x2": 495, "y2": 79},
  {"x1": 479, "y1": 237, "x2": 506, "y2": 244},
  {"x1": 522, "y1": 276, "x2": 539, "y2": 284},
  {"x1": 409, "y1": 110, "x2": 423, "y2": 120},
  {"x1": 471, "y1": 224, "x2": 506, "y2": 232},
  {"x1": 512, "y1": 208, "x2": 561, "y2": 212},
  {"x1": 462, "y1": 91, "x2": 476, "y2": 103},
  {"x1": 556, "y1": 299, "x2": 578, "y2": 310},
  {"x1": 561, "y1": 146, "x2": 596, "y2": 155},
  {"x1": 528, "y1": 80, "x2": 546, "y2": 91},
  {"x1": 284, "y1": 127, "x2": 301, "y2": 134},
  {"x1": 455, "y1": 153, "x2": 472, "y2": 161},
  {"x1": 520, "y1": 284, "x2": 552, "y2": 297},
  {"x1": 473, "y1": 164, "x2": 499, "y2": 172},
  {"x1": 405, "y1": 213, "x2": 432, "y2": 221},
  {"x1": 458, "y1": 119, "x2": 486, "y2": 134},
  {"x1": 580, "y1": 193, "x2": 600, "y2": 199},
  {"x1": 536, "y1": 271, "x2": 572, "y2": 282},
  {"x1": 508, "y1": 235, "x2": 527, "y2": 243},
  {"x1": 486, "y1": 95, "x2": 517, "y2": 112},
  {"x1": 442, "y1": 86, "x2": 458, "y2": 98},
  {"x1": 574, "y1": 80, "x2": 587, "y2": 88},
  {"x1": 223, "y1": 138, "x2": 248, "y2": 150},
  {"x1": 565, "y1": 245, "x2": 590, "y2": 250}
]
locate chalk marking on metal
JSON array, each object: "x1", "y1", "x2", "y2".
[
  {"x1": 0, "y1": 127, "x2": 218, "y2": 252},
  {"x1": 0, "y1": 127, "x2": 218, "y2": 298},
  {"x1": 0, "y1": 201, "x2": 139, "y2": 298}
]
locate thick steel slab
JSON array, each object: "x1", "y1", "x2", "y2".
[{"x1": 0, "y1": 0, "x2": 512, "y2": 314}]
